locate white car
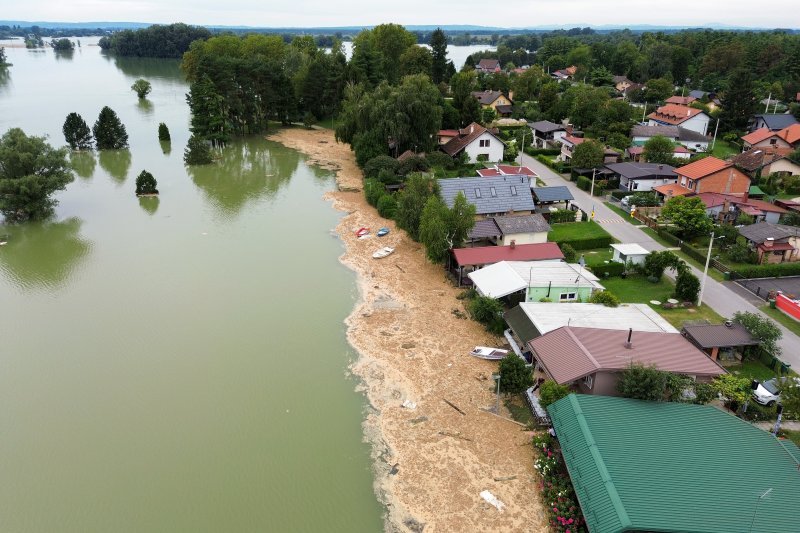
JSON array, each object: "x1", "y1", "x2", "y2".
[{"x1": 752, "y1": 377, "x2": 799, "y2": 407}]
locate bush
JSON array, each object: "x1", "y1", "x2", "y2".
[
  {"x1": 467, "y1": 295, "x2": 505, "y2": 334},
  {"x1": 628, "y1": 192, "x2": 660, "y2": 207},
  {"x1": 576, "y1": 175, "x2": 591, "y2": 191},
  {"x1": 364, "y1": 179, "x2": 384, "y2": 207},
  {"x1": 135, "y1": 170, "x2": 158, "y2": 195},
  {"x1": 589, "y1": 262, "x2": 625, "y2": 278},
  {"x1": 610, "y1": 190, "x2": 630, "y2": 200},
  {"x1": 558, "y1": 236, "x2": 613, "y2": 250},
  {"x1": 732, "y1": 262, "x2": 800, "y2": 279},
  {"x1": 363, "y1": 155, "x2": 399, "y2": 179},
  {"x1": 377, "y1": 194, "x2": 398, "y2": 219},
  {"x1": 675, "y1": 269, "x2": 700, "y2": 302},
  {"x1": 424, "y1": 151, "x2": 455, "y2": 169},
  {"x1": 524, "y1": 147, "x2": 560, "y2": 156},
  {"x1": 617, "y1": 363, "x2": 668, "y2": 401},
  {"x1": 588, "y1": 290, "x2": 620, "y2": 306},
  {"x1": 559, "y1": 242, "x2": 577, "y2": 262},
  {"x1": 538, "y1": 381, "x2": 571, "y2": 408},
  {"x1": 157, "y1": 122, "x2": 170, "y2": 141},
  {"x1": 726, "y1": 243, "x2": 758, "y2": 264},
  {"x1": 550, "y1": 209, "x2": 577, "y2": 223},
  {"x1": 498, "y1": 354, "x2": 533, "y2": 393}
]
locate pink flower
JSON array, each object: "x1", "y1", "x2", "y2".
[{"x1": 568, "y1": 518, "x2": 574, "y2": 524}]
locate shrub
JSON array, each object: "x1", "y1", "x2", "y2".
[
  {"x1": 589, "y1": 262, "x2": 625, "y2": 278},
  {"x1": 576, "y1": 175, "x2": 591, "y2": 191},
  {"x1": 377, "y1": 194, "x2": 398, "y2": 219},
  {"x1": 135, "y1": 170, "x2": 158, "y2": 195},
  {"x1": 550, "y1": 209, "x2": 577, "y2": 223},
  {"x1": 397, "y1": 155, "x2": 430, "y2": 176},
  {"x1": 364, "y1": 179, "x2": 384, "y2": 207},
  {"x1": 675, "y1": 269, "x2": 700, "y2": 302},
  {"x1": 628, "y1": 192, "x2": 660, "y2": 207},
  {"x1": 588, "y1": 289, "x2": 620, "y2": 306},
  {"x1": 363, "y1": 155, "x2": 399, "y2": 179},
  {"x1": 559, "y1": 242, "x2": 576, "y2": 262},
  {"x1": 726, "y1": 243, "x2": 758, "y2": 264},
  {"x1": 557, "y1": 235, "x2": 613, "y2": 250},
  {"x1": 610, "y1": 190, "x2": 630, "y2": 200},
  {"x1": 157, "y1": 122, "x2": 170, "y2": 141},
  {"x1": 424, "y1": 151, "x2": 454, "y2": 169},
  {"x1": 467, "y1": 295, "x2": 505, "y2": 334},
  {"x1": 538, "y1": 381, "x2": 571, "y2": 408},
  {"x1": 732, "y1": 262, "x2": 800, "y2": 279},
  {"x1": 524, "y1": 147, "x2": 560, "y2": 156},
  {"x1": 498, "y1": 354, "x2": 533, "y2": 393},
  {"x1": 617, "y1": 363, "x2": 668, "y2": 401}
]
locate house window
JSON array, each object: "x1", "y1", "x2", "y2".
[
  {"x1": 583, "y1": 374, "x2": 594, "y2": 389},
  {"x1": 474, "y1": 188, "x2": 482, "y2": 198},
  {"x1": 770, "y1": 138, "x2": 777, "y2": 145},
  {"x1": 559, "y1": 292, "x2": 577, "y2": 302},
  {"x1": 680, "y1": 177, "x2": 686, "y2": 186},
  {"x1": 479, "y1": 139, "x2": 491, "y2": 148},
  {"x1": 490, "y1": 187, "x2": 497, "y2": 197},
  {"x1": 688, "y1": 179, "x2": 694, "y2": 190},
  {"x1": 510, "y1": 186, "x2": 518, "y2": 196}
]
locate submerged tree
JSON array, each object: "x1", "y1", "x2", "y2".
[
  {"x1": 131, "y1": 78, "x2": 152, "y2": 99},
  {"x1": 93, "y1": 106, "x2": 129, "y2": 149},
  {"x1": 183, "y1": 135, "x2": 213, "y2": 165},
  {"x1": 0, "y1": 128, "x2": 74, "y2": 221},
  {"x1": 62, "y1": 112, "x2": 93, "y2": 150},
  {"x1": 158, "y1": 122, "x2": 171, "y2": 141},
  {"x1": 135, "y1": 170, "x2": 158, "y2": 195}
]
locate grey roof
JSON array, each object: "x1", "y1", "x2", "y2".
[
  {"x1": 493, "y1": 214, "x2": 550, "y2": 235},
  {"x1": 472, "y1": 90, "x2": 505, "y2": 105},
  {"x1": 630, "y1": 124, "x2": 708, "y2": 143},
  {"x1": 682, "y1": 323, "x2": 759, "y2": 349},
  {"x1": 738, "y1": 221, "x2": 796, "y2": 244},
  {"x1": 532, "y1": 186, "x2": 574, "y2": 203},
  {"x1": 605, "y1": 162, "x2": 677, "y2": 180},
  {"x1": 689, "y1": 90, "x2": 708, "y2": 99},
  {"x1": 467, "y1": 218, "x2": 502, "y2": 240},
  {"x1": 529, "y1": 120, "x2": 564, "y2": 134},
  {"x1": 754, "y1": 113, "x2": 799, "y2": 131},
  {"x1": 437, "y1": 176, "x2": 536, "y2": 215}
]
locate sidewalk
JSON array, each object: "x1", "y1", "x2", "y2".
[{"x1": 521, "y1": 153, "x2": 800, "y2": 369}]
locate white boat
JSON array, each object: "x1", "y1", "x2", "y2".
[
  {"x1": 372, "y1": 247, "x2": 395, "y2": 259},
  {"x1": 469, "y1": 346, "x2": 509, "y2": 360}
]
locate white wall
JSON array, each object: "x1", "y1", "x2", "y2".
[
  {"x1": 464, "y1": 132, "x2": 504, "y2": 163},
  {"x1": 680, "y1": 113, "x2": 711, "y2": 136},
  {"x1": 621, "y1": 177, "x2": 678, "y2": 192},
  {"x1": 500, "y1": 232, "x2": 548, "y2": 246},
  {"x1": 612, "y1": 250, "x2": 647, "y2": 266},
  {"x1": 633, "y1": 135, "x2": 708, "y2": 152}
]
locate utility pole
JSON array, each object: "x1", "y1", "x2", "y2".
[
  {"x1": 764, "y1": 92, "x2": 771, "y2": 114},
  {"x1": 590, "y1": 167, "x2": 597, "y2": 197},
  {"x1": 698, "y1": 232, "x2": 723, "y2": 307},
  {"x1": 641, "y1": 102, "x2": 647, "y2": 123},
  {"x1": 710, "y1": 118, "x2": 720, "y2": 151}
]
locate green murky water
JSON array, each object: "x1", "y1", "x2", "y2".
[{"x1": 0, "y1": 38, "x2": 382, "y2": 532}]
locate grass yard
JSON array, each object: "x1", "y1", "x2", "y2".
[
  {"x1": 315, "y1": 116, "x2": 341, "y2": 130},
  {"x1": 711, "y1": 140, "x2": 738, "y2": 159},
  {"x1": 548, "y1": 221, "x2": 614, "y2": 243},
  {"x1": 604, "y1": 202, "x2": 640, "y2": 225},
  {"x1": 601, "y1": 275, "x2": 726, "y2": 328},
  {"x1": 581, "y1": 247, "x2": 613, "y2": 267},
  {"x1": 779, "y1": 430, "x2": 800, "y2": 446},
  {"x1": 727, "y1": 359, "x2": 781, "y2": 382},
  {"x1": 504, "y1": 394, "x2": 534, "y2": 428},
  {"x1": 760, "y1": 304, "x2": 800, "y2": 338}
]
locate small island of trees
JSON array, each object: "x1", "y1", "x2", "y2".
[{"x1": 135, "y1": 170, "x2": 158, "y2": 196}]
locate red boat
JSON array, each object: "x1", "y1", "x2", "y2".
[{"x1": 356, "y1": 227, "x2": 370, "y2": 237}]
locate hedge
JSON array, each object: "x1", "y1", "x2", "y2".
[
  {"x1": 657, "y1": 228, "x2": 682, "y2": 246},
  {"x1": 680, "y1": 242, "x2": 707, "y2": 264},
  {"x1": 550, "y1": 209, "x2": 578, "y2": 223},
  {"x1": 610, "y1": 190, "x2": 630, "y2": 200},
  {"x1": 576, "y1": 175, "x2": 591, "y2": 191},
  {"x1": 589, "y1": 262, "x2": 625, "y2": 278},
  {"x1": 524, "y1": 147, "x2": 560, "y2": 156},
  {"x1": 732, "y1": 262, "x2": 800, "y2": 279},
  {"x1": 559, "y1": 236, "x2": 614, "y2": 250}
]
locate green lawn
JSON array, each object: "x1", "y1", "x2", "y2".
[
  {"x1": 315, "y1": 116, "x2": 341, "y2": 130},
  {"x1": 760, "y1": 304, "x2": 800, "y2": 338},
  {"x1": 711, "y1": 140, "x2": 738, "y2": 159},
  {"x1": 604, "y1": 202, "x2": 641, "y2": 225},
  {"x1": 600, "y1": 275, "x2": 726, "y2": 328},
  {"x1": 727, "y1": 359, "x2": 781, "y2": 382},
  {"x1": 779, "y1": 430, "x2": 800, "y2": 446},
  {"x1": 548, "y1": 221, "x2": 614, "y2": 243},
  {"x1": 581, "y1": 247, "x2": 613, "y2": 267}
]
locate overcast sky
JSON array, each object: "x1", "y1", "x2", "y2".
[{"x1": 5, "y1": 0, "x2": 800, "y2": 29}]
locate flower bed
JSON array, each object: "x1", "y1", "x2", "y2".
[{"x1": 532, "y1": 433, "x2": 587, "y2": 533}]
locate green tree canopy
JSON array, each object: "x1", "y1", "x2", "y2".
[
  {"x1": 62, "y1": 112, "x2": 93, "y2": 151},
  {"x1": 643, "y1": 78, "x2": 674, "y2": 102},
  {"x1": 498, "y1": 354, "x2": 533, "y2": 393},
  {"x1": 419, "y1": 195, "x2": 451, "y2": 263},
  {"x1": 430, "y1": 28, "x2": 448, "y2": 84},
  {"x1": 675, "y1": 269, "x2": 700, "y2": 302},
  {"x1": 0, "y1": 128, "x2": 74, "y2": 221},
  {"x1": 617, "y1": 363, "x2": 669, "y2": 401},
  {"x1": 720, "y1": 68, "x2": 757, "y2": 132},
  {"x1": 51, "y1": 38, "x2": 74, "y2": 51},
  {"x1": 395, "y1": 173, "x2": 437, "y2": 240},
  {"x1": 184, "y1": 135, "x2": 213, "y2": 165},
  {"x1": 661, "y1": 196, "x2": 712, "y2": 238},
  {"x1": 135, "y1": 170, "x2": 158, "y2": 195},
  {"x1": 399, "y1": 46, "x2": 433, "y2": 78},
  {"x1": 733, "y1": 311, "x2": 782, "y2": 356},
  {"x1": 93, "y1": 106, "x2": 129, "y2": 149},
  {"x1": 642, "y1": 135, "x2": 676, "y2": 164},
  {"x1": 570, "y1": 139, "x2": 604, "y2": 169},
  {"x1": 131, "y1": 79, "x2": 152, "y2": 99},
  {"x1": 158, "y1": 123, "x2": 170, "y2": 142},
  {"x1": 538, "y1": 380, "x2": 571, "y2": 408}
]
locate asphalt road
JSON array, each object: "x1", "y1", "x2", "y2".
[{"x1": 521, "y1": 153, "x2": 800, "y2": 369}]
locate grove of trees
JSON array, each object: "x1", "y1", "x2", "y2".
[{"x1": 99, "y1": 23, "x2": 211, "y2": 58}]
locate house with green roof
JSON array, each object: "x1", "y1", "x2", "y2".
[{"x1": 547, "y1": 394, "x2": 800, "y2": 533}]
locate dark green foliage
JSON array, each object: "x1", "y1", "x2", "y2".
[
  {"x1": 576, "y1": 175, "x2": 592, "y2": 191},
  {"x1": 588, "y1": 290, "x2": 620, "y2": 307},
  {"x1": 135, "y1": 170, "x2": 158, "y2": 195},
  {"x1": 675, "y1": 269, "x2": 700, "y2": 302},
  {"x1": 399, "y1": 46, "x2": 433, "y2": 77},
  {"x1": 93, "y1": 106, "x2": 128, "y2": 149},
  {"x1": 395, "y1": 173, "x2": 437, "y2": 240},
  {"x1": 733, "y1": 311, "x2": 782, "y2": 356},
  {"x1": 692, "y1": 382, "x2": 717, "y2": 404},
  {"x1": 424, "y1": 151, "x2": 455, "y2": 170},
  {"x1": 538, "y1": 380, "x2": 571, "y2": 408},
  {"x1": 617, "y1": 364, "x2": 669, "y2": 401},
  {"x1": 430, "y1": 28, "x2": 448, "y2": 84},
  {"x1": 590, "y1": 262, "x2": 625, "y2": 278},
  {"x1": 498, "y1": 354, "x2": 533, "y2": 394},
  {"x1": 364, "y1": 155, "x2": 400, "y2": 179},
  {"x1": 183, "y1": 135, "x2": 213, "y2": 165},
  {"x1": 376, "y1": 194, "x2": 397, "y2": 219},
  {"x1": 0, "y1": 47, "x2": 7, "y2": 66},
  {"x1": 524, "y1": 148, "x2": 561, "y2": 157},
  {"x1": 726, "y1": 243, "x2": 757, "y2": 264},
  {"x1": 51, "y1": 38, "x2": 74, "y2": 51},
  {"x1": 642, "y1": 135, "x2": 676, "y2": 164},
  {"x1": 642, "y1": 250, "x2": 682, "y2": 280},
  {"x1": 662, "y1": 196, "x2": 712, "y2": 238},
  {"x1": 62, "y1": 112, "x2": 93, "y2": 150},
  {"x1": 397, "y1": 156, "x2": 430, "y2": 176},
  {"x1": 720, "y1": 68, "x2": 757, "y2": 132},
  {"x1": 570, "y1": 139, "x2": 604, "y2": 169},
  {"x1": 419, "y1": 195, "x2": 451, "y2": 262},
  {"x1": 732, "y1": 261, "x2": 800, "y2": 279},
  {"x1": 467, "y1": 295, "x2": 505, "y2": 334},
  {"x1": 364, "y1": 179, "x2": 384, "y2": 207},
  {"x1": 302, "y1": 112, "x2": 317, "y2": 129},
  {"x1": 550, "y1": 209, "x2": 577, "y2": 224},
  {"x1": 131, "y1": 79, "x2": 151, "y2": 99},
  {"x1": 157, "y1": 123, "x2": 170, "y2": 142},
  {"x1": 559, "y1": 242, "x2": 577, "y2": 262},
  {"x1": 0, "y1": 128, "x2": 74, "y2": 221},
  {"x1": 627, "y1": 192, "x2": 660, "y2": 207},
  {"x1": 100, "y1": 23, "x2": 211, "y2": 58}
]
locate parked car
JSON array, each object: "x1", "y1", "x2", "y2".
[{"x1": 752, "y1": 377, "x2": 800, "y2": 407}]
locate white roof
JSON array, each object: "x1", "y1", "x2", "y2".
[
  {"x1": 468, "y1": 261, "x2": 604, "y2": 298},
  {"x1": 610, "y1": 243, "x2": 651, "y2": 257},
  {"x1": 519, "y1": 302, "x2": 678, "y2": 334}
]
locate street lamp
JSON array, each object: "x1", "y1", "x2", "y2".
[
  {"x1": 589, "y1": 167, "x2": 597, "y2": 197},
  {"x1": 697, "y1": 232, "x2": 724, "y2": 307}
]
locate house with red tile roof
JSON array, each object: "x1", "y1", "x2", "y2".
[
  {"x1": 741, "y1": 124, "x2": 800, "y2": 150},
  {"x1": 476, "y1": 59, "x2": 501, "y2": 73},
  {"x1": 672, "y1": 156, "x2": 751, "y2": 197},
  {"x1": 647, "y1": 104, "x2": 711, "y2": 135},
  {"x1": 558, "y1": 134, "x2": 585, "y2": 162},
  {"x1": 665, "y1": 95, "x2": 697, "y2": 106},
  {"x1": 529, "y1": 327, "x2": 725, "y2": 396},
  {"x1": 440, "y1": 123, "x2": 505, "y2": 163},
  {"x1": 450, "y1": 242, "x2": 563, "y2": 285}
]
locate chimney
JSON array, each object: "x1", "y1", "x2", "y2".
[
  {"x1": 765, "y1": 237, "x2": 774, "y2": 248},
  {"x1": 470, "y1": 125, "x2": 474, "y2": 134},
  {"x1": 624, "y1": 328, "x2": 633, "y2": 349},
  {"x1": 510, "y1": 240, "x2": 516, "y2": 249}
]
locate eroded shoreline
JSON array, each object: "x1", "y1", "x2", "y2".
[{"x1": 269, "y1": 127, "x2": 547, "y2": 532}]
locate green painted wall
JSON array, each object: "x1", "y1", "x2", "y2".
[{"x1": 526, "y1": 286, "x2": 595, "y2": 302}]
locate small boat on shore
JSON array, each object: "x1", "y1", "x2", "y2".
[
  {"x1": 372, "y1": 246, "x2": 395, "y2": 259},
  {"x1": 356, "y1": 227, "x2": 370, "y2": 237},
  {"x1": 377, "y1": 227, "x2": 390, "y2": 237},
  {"x1": 469, "y1": 346, "x2": 509, "y2": 360}
]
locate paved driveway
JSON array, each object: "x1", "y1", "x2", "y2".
[{"x1": 522, "y1": 153, "x2": 800, "y2": 369}]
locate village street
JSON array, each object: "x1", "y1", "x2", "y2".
[{"x1": 521, "y1": 153, "x2": 800, "y2": 369}]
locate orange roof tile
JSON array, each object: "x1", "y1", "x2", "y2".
[
  {"x1": 778, "y1": 124, "x2": 800, "y2": 145},
  {"x1": 665, "y1": 96, "x2": 697, "y2": 106},
  {"x1": 563, "y1": 135, "x2": 585, "y2": 146},
  {"x1": 654, "y1": 183, "x2": 691, "y2": 197},
  {"x1": 675, "y1": 156, "x2": 730, "y2": 180},
  {"x1": 647, "y1": 104, "x2": 704, "y2": 125},
  {"x1": 741, "y1": 128, "x2": 776, "y2": 146}
]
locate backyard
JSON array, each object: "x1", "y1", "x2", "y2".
[{"x1": 548, "y1": 221, "x2": 614, "y2": 245}]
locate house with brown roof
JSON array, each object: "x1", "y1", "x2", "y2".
[
  {"x1": 477, "y1": 164, "x2": 537, "y2": 178},
  {"x1": 551, "y1": 65, "x2": 577, "y2": 80},
  {"x1": 731, "y1": 146, "x2": 800, "y2": 179},
  {"x1": 449, "y1": 242, "x2": 563, "y2": 285},
  {"x1": 741, "y1": 124, "x2": 800, "y2": 150},
  {"x1": 529, "y1": 120, "x2": 567, "y2": 149},
  {"x1": 476, "y1": 59, "x2": 501, "y2": 73},
  {"x1": 440, "y1": 123, "x2": 505, "y2": 163},
  {"x1": 558, "y1": 134, "x2": 584, "y2": 162},
  {"x1": 669, "y1": 156, "x2": 751, "y2": 198},
  {"x1": 529, "y1": 327, "x2": 726, "y2": 396},
  {"x1": 694, "y1": 193, "x2": 788, "y2": 225},
  {"x1": 647, "y1": 104, "x2": 711, "y2": 136},
  {"x1": 681, "y1": 322, "x2": 759, "y2": 362},
  {"x1": 665, "y1": 95, "x2": 697, "y2": 106},
  {"x1": 471, "y1": 90, "x2": 514, "y2": 117},
  {"x1": 738, "y1": 222, "x2": 800, "y2": 263}
]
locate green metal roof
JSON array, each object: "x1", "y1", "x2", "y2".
[
  {"x1": 749, "y1": 185, "x2": 766, "y2": 196},
  {"x1": 548, "y1": 395, "x2": 800, "y2": 533}
]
